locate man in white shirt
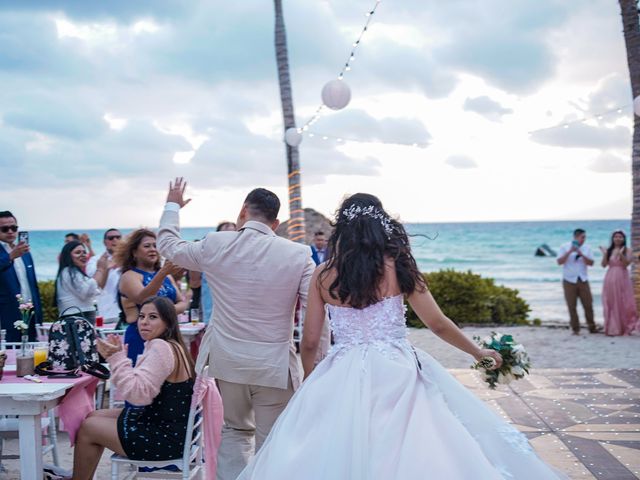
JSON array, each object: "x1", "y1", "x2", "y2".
[
  {"x1": 86, "y1": 228, "x2": 122, "y2": 324},
  {"x1": 557, "y1": 228, "x2": 597, "y2": 334}
]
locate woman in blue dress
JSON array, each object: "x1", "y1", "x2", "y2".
[{"x1": 114, "y1": 229, "x2": 188, "y2": 365}]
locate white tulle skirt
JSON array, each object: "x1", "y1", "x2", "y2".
[{"x1": 237, "y1": 342, "x2": 565, "y2": 479}]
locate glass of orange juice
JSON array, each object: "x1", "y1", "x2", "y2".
[{"x1": 34, "y1": 343, "x2": 48, "y2": 367}]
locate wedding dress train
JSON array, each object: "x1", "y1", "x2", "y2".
[{"x1": 237, "y1": 295, "x2": 564, "y2": 479}]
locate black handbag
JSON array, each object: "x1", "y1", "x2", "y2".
[{"x1": 42, "y1": 306, "x2": 111, "y2": 380}]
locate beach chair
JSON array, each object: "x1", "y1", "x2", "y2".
[{"x1": 109, "y1": 386, "x2": 205, "y2": 479}]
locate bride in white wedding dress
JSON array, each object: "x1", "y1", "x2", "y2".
[{"x1": 237, "y1": 193, "x2": 565, "y2": 480}]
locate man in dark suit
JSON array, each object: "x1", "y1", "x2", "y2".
[
  {"x1": 310, "y1": 231, "x2": 328, "y2": 266},
  {"x1": 0, "y1": 211, "x2": 42, "y2": 342}
]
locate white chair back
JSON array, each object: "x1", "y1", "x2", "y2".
[{"x1": 110, "y1": 367, "x2": 206, "y2": 479}]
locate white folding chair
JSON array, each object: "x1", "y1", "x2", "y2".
[{"x1": 110, "y1": 373, "x2": 206, "y2": 479}]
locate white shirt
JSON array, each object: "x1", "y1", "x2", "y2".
[
  {"x1": 0, "y1": 241, "x2": 33, "y2": 302},
  {"x1": 86, "y1": 254, "x2": 121, "y2": 321},
  {"x1": 56, "y1": 267, "x2": 100, "y2": 314},
  {"x1": 557, "y1": 242, "x2": 593, "y2": 283}
]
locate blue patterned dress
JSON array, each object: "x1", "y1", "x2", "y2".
[{"x1": 121, "y1": 268, "x2": 177, "y2": 365}]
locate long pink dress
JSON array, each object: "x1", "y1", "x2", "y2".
[{"x1": 602, "y1": 256, "x2": 639, "y2": 335}]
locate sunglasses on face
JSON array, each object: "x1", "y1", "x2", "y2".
[
  {"x1": 106, "y1": 235, "x2": 122, "y2": 241},
  {"x1": 0, "y1": 225, "x2": 18, "y2": 233}
]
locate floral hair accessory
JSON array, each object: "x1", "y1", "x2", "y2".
[{"x1": 342, "y1": 204, "x2": 393, "y2": 237}]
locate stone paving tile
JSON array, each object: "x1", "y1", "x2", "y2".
[
  {"x1": 451, "y1": 368, "x2": 640, "y2": 480},
  {"x1": 1, "y1": 369, "x2": 636, "y2": 479}
]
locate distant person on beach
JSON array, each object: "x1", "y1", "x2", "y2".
[
  {"x1": 55, "y1": 240, "x2": 109, "y2": 324},
  {"x1": 557, "y1": 229, "x2": 597, "y2": 334},
  {"x1": 86, "y1": 229, "x2": 123, "y2": 325},
  {"x1": 600, "y1": 230, "x2": 639, "y2": 336},
  {"x1": 310, "y1": 230, "x2": 328, "y2": 266},
  {"x1": 114, "y1": 229, "x2": 188, "y2": 365},
  {"x1": 0, "y1": 210, "x2": 42, "y2": 342}
]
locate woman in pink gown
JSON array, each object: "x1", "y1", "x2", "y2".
[{"x1": 600, "y1": 230, "x2": 639, "y2": 336}]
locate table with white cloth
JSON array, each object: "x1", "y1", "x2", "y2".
[{"x1": 0, "y1": 373, "x2": 96, "y2": 480}]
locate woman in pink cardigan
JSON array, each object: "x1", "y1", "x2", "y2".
[{"x1": 69, "y1": 296, "x2": 195, "y2": 480}]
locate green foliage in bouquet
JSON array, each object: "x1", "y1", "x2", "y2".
[
  {"x1": 405, "y1": 270, "x2": 530, "y2": 328},
  {"x1": 472, "y1": 332, "x2": 531, "y2": 389},
  {"x1": 37, "y1": 280, "x2": 58, "y2": 323}
]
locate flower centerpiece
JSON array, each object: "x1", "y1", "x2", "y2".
[
  {"x1": 14, "y1": 294, "x2": 34, "y2": 356},
  {"x1": 472, "y1": 332, "x2": 531, "y2": 389}
]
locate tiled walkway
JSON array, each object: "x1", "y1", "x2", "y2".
[
  {"x1": 1, "y1": 369, "x2": 637, "y2": 479},
  {"x1": 451, "y1": 368, "x2": 640, "y2": 480}
]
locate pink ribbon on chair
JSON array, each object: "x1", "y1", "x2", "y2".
[{"x1": 192, "y1": 373, "x2": 223, "y2": 480}]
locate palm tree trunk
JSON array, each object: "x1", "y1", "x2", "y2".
[
  {"x1": 274, "y1": 0, "x2": 306, "y2": 243},
  {"x1": 619, "y1": 0, "x2": 640, "y2": 305}
]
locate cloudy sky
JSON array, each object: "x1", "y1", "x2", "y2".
[{"x1": 0, "y1": 0, "x2": 633, "y2": 229}]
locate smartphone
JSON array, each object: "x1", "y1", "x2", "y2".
[
  {"x1": 18, "y1": 231, "x2": 29, "y2": 245},
  {"x1": 571, "y1": 240, "x2": 580, "y2": 248}
]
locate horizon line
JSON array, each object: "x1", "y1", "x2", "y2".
[{"x1": 25, "y1": 217, "x2": 630, "y2": 232}]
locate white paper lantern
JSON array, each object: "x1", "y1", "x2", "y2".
[
  {"x1": 284, "y1": 128, "x2": 303, "y2": 147},
  {"x1": 634, "y1": 96, "x2": 640, "y2": 117},
  {"x1": 321, "y1": 79, "x2": 351, "y2": 110}
]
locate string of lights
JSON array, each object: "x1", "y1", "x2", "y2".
[
  {"x1": 298, "y1": 0, "x2": 382, "y2": 133},
  {"x1": 527, "y1": 104, "x2": 631, "y2": 135},
  {"x1": 305, "y1": 131, "x2": 429, "y2": 148}
]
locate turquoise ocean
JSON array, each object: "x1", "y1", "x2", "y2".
[{"x1": 25, "y1": 219, "x2": 628, "y2": 325}]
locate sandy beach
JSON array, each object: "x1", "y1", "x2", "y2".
[{"x1": 408, "y1": 325, "x2": 640, "y2": 369}]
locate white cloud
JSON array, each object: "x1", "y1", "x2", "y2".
[
  {"x1": 445, "y1": 155, "x2": 478, "y2": 169},
  {"x1": 590, "y1": 153, "x2": 629, "y2": 173},
  {"x1": 0, "y1": 0, "x2": 633, "y2": 227}
]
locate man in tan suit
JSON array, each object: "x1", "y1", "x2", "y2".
[{"x1": 157, "y1": 178, "x2": 315, "y2": 480}]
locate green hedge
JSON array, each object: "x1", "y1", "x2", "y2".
[
  {"x1": 37, "y1": 280, "x2": 58, "y2": 323},
  {"x1": 405, "y1": 270, "x2": 530, "y2": 328}
]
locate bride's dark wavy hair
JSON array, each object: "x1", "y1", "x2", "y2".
[{"x1": 320, "y1": 193, "x2": 426, "y2": 309}]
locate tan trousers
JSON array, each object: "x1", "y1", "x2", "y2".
[
  {"x1": 563, "y1": 279, "x2": 595, "y2": 333},
  {"x1": 216, "y1": 375, "x2": 294, "y2": 480}
]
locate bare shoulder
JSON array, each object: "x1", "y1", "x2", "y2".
[{"x1": 120, "y1": 270, "x2": 142, "y2": 281}]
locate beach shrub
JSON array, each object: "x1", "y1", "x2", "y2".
[
  {"x1": 37, "y1": 280, "x2": 58, "y2": 322},
  {"x1": 405, "y1": 270, "x2": 530, "y2": 328}
]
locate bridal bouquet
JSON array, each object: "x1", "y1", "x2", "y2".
[{"x1": 472, "y1": 332, "x2": 531, "y2": 389}]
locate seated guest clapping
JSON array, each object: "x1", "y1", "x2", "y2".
[{"x1": 69, "y1": 296, "x2": 195, "y2": 480}]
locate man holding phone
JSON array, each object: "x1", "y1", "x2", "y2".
[
  {"x1": 0, "y1": 211, "x2": 42, "y2": 342},
  {"x1": 557, "y1": 228, "x2": 597, "y2": 335}
]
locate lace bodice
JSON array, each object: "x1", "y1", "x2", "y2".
[{"x1": 326, "y1": 295, "x2": 410, "y2": 359}]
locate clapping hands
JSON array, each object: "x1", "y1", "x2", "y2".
[{"x1": 97, "y1": 334, "x2": 126, "y2": 359}]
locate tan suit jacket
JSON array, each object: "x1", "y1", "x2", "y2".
[{"x1": 158, "y1": 207, "x2": 314, "y2": 390}]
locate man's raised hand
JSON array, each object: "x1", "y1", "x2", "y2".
[{"x1": 167, "y1": 177, "x2": 192, "y2": 208}]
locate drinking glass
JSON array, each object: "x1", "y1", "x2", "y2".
[
  {"x1": 33, "y1": 342, "x2": 48, "y2": 367},
  {"x1": 190, "y1": 308, "x2": 200, "y2": 325}
]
